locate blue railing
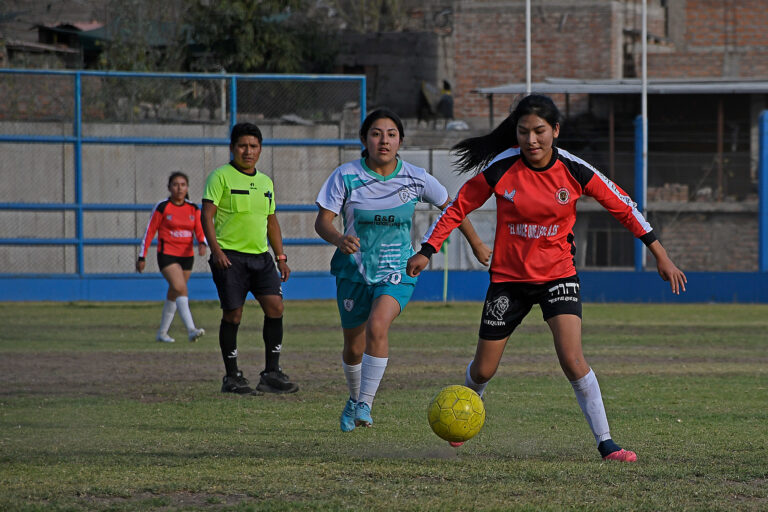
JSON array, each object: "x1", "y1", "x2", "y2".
[{"x1": 0, "y1": 69, "x2": 366, "y2": 275}]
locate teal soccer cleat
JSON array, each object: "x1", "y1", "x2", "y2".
[
  {"x1": 340, "y1": 398, "x2": 357, "y2": 432},
  {"x1": 354, "y1": 401, "x2": 373, "y2": 427}
]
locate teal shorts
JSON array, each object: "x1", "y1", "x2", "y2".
[{"x1": 335, "y1": 277, "x2": 416, "y2": 329}]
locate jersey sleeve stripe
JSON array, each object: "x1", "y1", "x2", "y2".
[{"x1": 139, "y1": 200, "x2": 165, "y2": 258}]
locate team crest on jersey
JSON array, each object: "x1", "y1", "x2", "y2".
[
  {"x1": 385, "y1": 272, "x2": 402, "y2": 284},
  {"x1": 556, "y1": 187, "x2": 570, "y2": 205},
  {"x1": 189, "y1": 215, "x2": 194, "y2": 220},
  {"x1": 397, "y1": 186, "x2": 411, "y2": 204},
  {"x1": 343, "y1": 298, "x2": 354, "y2": 312},
  {"x1": 503, "y1": 189, "x2": 516, "y2": 203},
  {"x1": 166, "y1": 215, "x2": 173, "y2": 220},
  {"x1": 485, "y1": 295, "x2": 510, "y2": 321}
]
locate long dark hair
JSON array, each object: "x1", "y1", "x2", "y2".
[
  {"x1": 167, "y1": 171, "x2": 190, "y2": 200},
  {"x1": 452, "y1": 94, "x2": 562, "y2": 174},
  {"x1": 359, "y1": 108, "x2": 405, "y2": 158}
]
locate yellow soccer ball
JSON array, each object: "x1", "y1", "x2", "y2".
[{"x1": 427, "y1": 385, "x2": 485, "y2": 443}]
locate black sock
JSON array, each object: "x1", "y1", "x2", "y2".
[
  {"x1": 219, "y1": 320, "x2": 240, "y2": 377},
  {"x1": 263, "y1": 315, "x2": 283, "y2": 373},
  {"x1": 598, "y1": 439, "x2": 621, "y2": 457}
]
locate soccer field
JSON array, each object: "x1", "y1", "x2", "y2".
[{"x1": 1, "y1": 300, "x2": 766, "y2": 511}]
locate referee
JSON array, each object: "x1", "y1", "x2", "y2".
[{"x1": 202, "y1": 122, "x2": 298, "y2": 395}]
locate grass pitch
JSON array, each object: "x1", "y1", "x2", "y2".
[{"x1": 0, "y1": 300, "x2": 766, "y2": 511}]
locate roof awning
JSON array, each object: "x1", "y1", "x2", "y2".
[{"x1": 474, "y1": 78, "x2": 768, "y2": 95}]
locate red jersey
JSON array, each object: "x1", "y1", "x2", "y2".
[
  {"x1": 139, "y1": 199, "x2": 206, "y2": 258},
  {"x1": 421, "y1": 147, "x2": 656, "y2": 283}
]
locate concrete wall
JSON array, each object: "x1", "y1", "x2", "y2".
[
  {"x1": 0, "y1": 120, "x2": 763, "y2": 276},
  {"x1": 335, "y1": 31, "x2": 445, "y2": 116}
]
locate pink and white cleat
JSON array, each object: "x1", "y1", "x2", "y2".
[{"x1": 449, "y1": 441, "x2": 464, "y2": 448}]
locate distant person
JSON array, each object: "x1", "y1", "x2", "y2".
[
  {"x1": 436, "y1": 80, "x2": 454, "y2": 121},
  {"x1": 136, "y1": 172, "x2": 207, "y2": 343},
  {"x1": 418, "y1": 80, "x2": 453, "y2": 128},
  {"x1": 315, "y1": 108, "x2": 491, "y2": 432},
  {"x1": 407, "y1": 94, "x2": 687, "y2": 461},
  {"x1": 202, "y1": 122, "x2": 298, "y2": 395}
]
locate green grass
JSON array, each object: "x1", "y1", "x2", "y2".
[{"x1": 0, "y1": 301, "x2": 766, "y2": 511}]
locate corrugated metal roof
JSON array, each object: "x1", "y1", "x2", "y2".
[
  {"x1": 474, "y1": 78, "x2": 768, "y2": 95},
  {"x1": 4, "y1": 38, "x2": 79, "y2": 54}
]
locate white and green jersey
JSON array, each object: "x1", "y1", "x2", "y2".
[{"x1": 316, "y1": 158, "x2": 449, "y2": 285}]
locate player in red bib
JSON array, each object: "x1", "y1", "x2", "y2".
[
  {"x1": 408, "y1": 94, "x2": 687, "y2": 461},
  {"x1": 137, "y1": 172, "x2": 207, "y2": 343}
]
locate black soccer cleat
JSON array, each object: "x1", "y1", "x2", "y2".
[
  {"x1": 256, "y1": 368, "x2": 299, "y2": 394},
  {"x1": 221, "y1": 371, "x2": 256, "y2": 394}
]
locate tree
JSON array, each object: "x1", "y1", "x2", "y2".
[
  {"x1": 96, "y1": 0, "x2": 187, "y2": 71},
  {"x1": 328, "y1": 0, "x2": 408, "y2": 32},
  {"x1": 183, "y1": 0, "x2": 338, "y2": 73}
]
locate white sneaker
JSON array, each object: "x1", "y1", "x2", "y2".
[
  {"x1": 156, "y1": 333, "x2": 175, "y2": 343},
  {"x1": 188, "y1": 328, "x2": 205, "y2": 342}
]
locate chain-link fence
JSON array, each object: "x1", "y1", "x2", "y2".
[
  {"x1": 0, "y1": 69, "x2": 365, "y2": 275},
  {"x1": 2, "y1": 69, "x2": 767, "y2": 278}
]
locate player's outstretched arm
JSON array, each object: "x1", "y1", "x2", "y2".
[
  {"x1": 648, "y1": 240, "x2": 687, "y2": 295},
  {"x1": 439, "y1": 198, "x2": 491, "y2": 266}
]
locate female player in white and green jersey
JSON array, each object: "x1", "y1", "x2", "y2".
[{"x1": 315, "y1": 108, "x2": 492, "y2": 432}]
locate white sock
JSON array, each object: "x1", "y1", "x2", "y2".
[
  {"x1": 342, "y1": 360, "x2": 362, "y2": 402},
  {"x1": 158, "y1": 299, "x2": 177, "y2": 335},
  {"x1": 464, "y1": 360, "x2": 488, "y2": 397},
  {"x1": 358, "y1": 353, "x2": 388, "y2": 408},
  {"x1": 570, "y1": 368, "x2": 612, "y2": 444},
  {"x1": 175, "y1": 296, "x2": 196, "y2": 333}
]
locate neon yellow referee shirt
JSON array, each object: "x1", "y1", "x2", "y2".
[{"x1": 203, "y1": 163, "x2": 275, "y2": 254}]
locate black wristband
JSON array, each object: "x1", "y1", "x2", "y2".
[
  {"x1": 138, "y1": 257, "x2": 146, "y2": 262},
  {"x1": 418, "y1": 243, "x2": 438, "y2": 259},
  {"x1": 640, "y1": 231, "x2": 657, "y2": 247}
]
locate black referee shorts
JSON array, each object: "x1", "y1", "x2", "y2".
[
  {"x1": 209, "y1": 250, "x2": 282, "y2": 310},
  {"x1": 478, "y1": 275, "x2": 582, "y2": 341}
]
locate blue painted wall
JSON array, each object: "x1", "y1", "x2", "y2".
[{"x1": 2, "y1": 271, "x2": 768, "y2": 303}]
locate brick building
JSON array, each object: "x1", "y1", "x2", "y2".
[
  {"x1": 441, "y1": 0, "x2": 768, "y2": 272},
  {"x1": 451, "y1": 0, "x2": 768, "y2": 122}
]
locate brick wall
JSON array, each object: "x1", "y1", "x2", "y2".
[
  {"x1": 653, "y1": 210, "x2": 759, "y2": 271},
  {"x1": 454, "y1": 0, "x2": 768, "y2": 122},
  {"x1": 453, "y1": 1, "x2": 621, "y2": 123},
  {"x1": 650, "y1": 0, "x2": 768, "y2": 78}
]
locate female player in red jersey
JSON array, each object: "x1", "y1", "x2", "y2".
[
  {"x1": 407, "y1": 94, "x2": 687, "y2": 461},
  {"x1": 137, "y1": 172, "x2": 207, "y2": 343}
]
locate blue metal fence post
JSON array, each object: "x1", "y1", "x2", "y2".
[
  {"x1": 229, "y1": 76, "x2": 237, "y2": 131},
  {"x1": 633, "y1": 115, "x2": 644, "y2": 272},
  {"x1": 759, "y1": 111, "x2": 768, "y2": 271},
  {"x1": 74, "y1": 71, "x2": 84, "y2": 275},
  {"x1": 360, "y1": 75, "x2": 367, "y2": 124}
]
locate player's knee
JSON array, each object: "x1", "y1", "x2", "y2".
[
  {"x1": 559, "y1": 357, "x2": 588, "y2": 380},
  {"x1": 265, "y1": 303, "x2": 283, "y2": 318},
  {"x1": 171, "y1": 286, "x2": 187, "y2": 297},
  {"x1": 223, "y1": 308, "x2": 242, "y2": 324}
]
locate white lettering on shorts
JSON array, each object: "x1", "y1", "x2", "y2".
[{"x1": 547, "y1": 282, "x2": 580, "y2": 304}]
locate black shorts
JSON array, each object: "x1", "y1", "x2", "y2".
[
  {"x1": 209, "y1": 250, "x2": 282, "y2": 310},
  {"x1": 157, "y1": 253, "x2": 194, "y2": 271},
  {"x1": 478, "y1": 275, "x2": 582, "y2": 341}
]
